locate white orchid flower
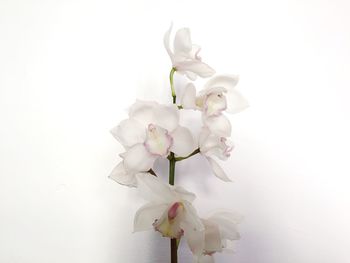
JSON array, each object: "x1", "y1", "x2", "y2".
[
  {"x1": 182, "y1": 75, "x2": 249, "y2": 137},
  {"x1": 134, "y1": 174, "x2": 205, "y2": 255},
  {"x1": 194, "y1": 212, "x2": 241, "y2": 263},
  {"x1": 199, "y1": 127, "x2": 234, "y2": 182},
  {"x1": 164, "y1": 24, "x2": 215, "y2": 80},
  {"x1": 109, "y1": 100, "x2": 196, "y2": 187}
]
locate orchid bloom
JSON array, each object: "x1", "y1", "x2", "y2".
[
  {"x1": 164, "y1": 24, "x2": 215, "y2": 80},
  {"x1": 194, "y1": 212, "x2": 241, "y2": 263},
  {"x1": 134, "y1": 174, "x2": 205, "y2": 255},
  {"x1": 109, "y1": 100, "x2": 195, "y2": 187},
  {"x1": 199, "y1": 127, "x2": 234, "y2": 182},
  {"x1": 182, "y1": 75, "x2": 249, "y2": 137}
]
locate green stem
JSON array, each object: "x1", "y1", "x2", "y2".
[
  {"x1": 169, "y1": 67, "x2": 178, "y2": 263},
  {"x1": 175, "y1": 148, "x2": 200, "y2": 161},
  {"x1": 170, "y1": 67, "x2": 176, "y2": 104},
  {"x1": 169, "y1": 152, "x2": 176, "y2": 185},
  {"x1": 168, "y1": 152, "x2": 177, "y2": 262}
]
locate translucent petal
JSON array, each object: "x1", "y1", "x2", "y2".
[
  {"x1": 153, "y1": 104, "x2": 179, "y2": 132},
  {"x1": 203, "y1": 75, "x2": 239, "y2": 93},
  {"x1": 136, "y1": 173, "x2": 175, "y2": 203},
  {"x1": 177, "y1": 61, "x2": 215, "y2": 78},
  {"x1": 134, "y1": 203, "x2": 168, "y2": 232},
  {"x1": 183, "y1": 201, "x2": 204, "y2": 232},
  {"x1": 164, "y1": 23, "x2": 174, "y2": 62},
  {"x1": 173, "y1": 28, "x2": 192, "y2": 55},
  {"x1": 170, "y1": 126, "x2": 196, "y2": 157},
  {"x1": 110, "y1": 119, "x2": 145, "y2": 147},
  {"x1": 202, "y1": 219, "x2": 222, "y2": 253},
  {"x1": 203, "y1": 114, "x2": 232, "y2": 137},
  {"x1": 173, "y1": 185, "x2": 196, "y2": 203},
  {"x1": 226, "y1": 88, "x2": 249, "y2": 114},
  {"x1": 109, "y1": 161, "x2": 137, "y2": 187},
  {"x1": 197, "y1": 255, "x2": 214, "y2": 263},
  {"x1": 206, "y1": 157, "x2": 232, "y2": 182},
  {"x1": 208, "y1": 212, "x2": 242, "y2": 240},
  {"x1": 128, "y1": 100, "x2": 157, "y2": 126},
  {"x1": 123, "y1": 143, "x2": 157, "y2": 173},
  {"x1": 181, "y1": 83, "x2": 197, "y2": 109}
]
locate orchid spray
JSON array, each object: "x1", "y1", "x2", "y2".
[{"x1": 109, "y1": 24, "x2": 248, "y2": 263}]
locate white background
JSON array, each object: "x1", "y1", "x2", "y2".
[{"x1": 1, "y1": 0, "x2": 350, "y2": 262}]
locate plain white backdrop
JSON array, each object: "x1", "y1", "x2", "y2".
[{"x1": 1, "y1": 0, "x2": 350, "y2": 262}]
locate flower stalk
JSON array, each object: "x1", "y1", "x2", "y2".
[
  {"x1": 169, "y1": 68, "x2": 178, "y2": 263},
  {"x1": 170, "y1": 67, "x2": 176, "y2": 104}
]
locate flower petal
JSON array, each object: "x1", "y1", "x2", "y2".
[
  {"x1": 153, "y1": 104, "x2": 179, "y2": 132},
  {"x1": 144, "y1": 124, "x2": 173, "y2": 157},
  {"x1": 134, "y1": 203, "x2": 168, "y2": 232},
  {"x1": 170, "y1": 126, "x2": 196, "y2": 157},
  {"x1": 173, "y1": 185, "x2": 196, "y2": 203},
  {"x1": 123, "y1": 143, "x2": 157, "y2": 173},
  {"x1": 182, "y1": 201, "x2": 205, "y2": 256},
  {"x1": 136, "y1": 173, "x2": 175, "y2": 203},
  {"x1": 203, "y1": 114, "x2": 232, "y2": 137},
  {"x1": 203, "y1": 75, "x2": 248, "y2": 114},
  {"x1": 206, "y1": 157, "x2": 232, "y2": 182},
  {"x1": 181, "y1": 83, "x2": 197, "y2": 109},
  {"x1": 202, "y1": 219, "x2": 222, "y2": 253},
  {"x1": 197, "y1": 255, "x2": 214, "y2": 263},
  {"x1": 164, "y1": 23, "x2": 174, "y2": 61},
  {"x1": 226, "y1": 88, "x2": 249, "y2": 114},
  {"x1": 128, "y1": 100, "x2": 157, "y2": 127},
  {"x1": 109, "y1": 161, "x2": 137, "y2": 187},
  {"x1": 110, "y1": 119, "x2": 145, "y2": 147},
  {"x1": 203, "y1": 75, "x2": 239, "y2": 92},
  {"x1": 173, "y1": 27, "x2": 192, "y2": 55},
  {"x1": 177, "y1": 61, "x2": 215, "y2": 78},
  {"x1": 208, "y1": 212, "x2": 242, "y2": 240}
]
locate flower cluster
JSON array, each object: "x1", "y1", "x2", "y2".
[{"x1": 109, "y1": 25, "x2": 248, "y2": 263}]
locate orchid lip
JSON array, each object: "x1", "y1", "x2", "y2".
[{"x1": 144, "y1": 123, "x2": 173, "y2": 157}]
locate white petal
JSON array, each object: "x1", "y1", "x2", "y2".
[
  {"x1": 128, "y1": 100, "x2": 157, "y2": 126},
  {"x1": 164, "y1": 23, "x2": 174, "y2": 62},
  {"x1": 182, "y1": 202, "x2": 205, "y2": 256},
  {"x1": 183, "y1": 201, "x2": 205, "y2": 232},
  {"x1": 184, "y1": 228, "x2": 205, "y2": 257},
  {"x1": 123, "y1": 143, "x2": 157, "y2": 173},
  {"x1": 226, "y1": 88, "x2": 249, "y2": 114},
  {"x1": 177, "y1": 61, "x2": 215, "y2": 78},
  {"x1": 197, "y1": 255, "x2": 214, "y2": 263},
  {"x1": 208, "y1": 212, "x2": 242, "y2": 240},
  {"x1": 144, "y1": 124, "x2": 173, "y2": 157},
  {"x1": 181, "y1": 83, "x2": 197, "y2": 109},
  {"x1": 198, "y1": 127, "x2": 211, "y2": 148},
  {"x1": 109, "y1": 161, "x2": 137, "y2": 187},
  {"x1": 185, "y1": 71, "x2": 198, "y2": 81},
  {"x1": 203, "y1": 114, "x2": 232, "y2": 137},
  {"x1": 203, "y1": 75, "x2": 248, "y2": 114},
  {"x1": 173, "y1": 185, "x2": 196, "y2": 203},
  {"x1": 173, "y1": 28, "x2": 192, "y2": 54},
  {"x1": 134, "y1": 203, "x2": 168, "y2": 232},
  {"x1": 204, "y1": 74, "x2": 239, "y2": 89},
  {"x1": 202, "y1": 219, "x2": 222, "y2": 253},
  {"x1": 170, "y1": 126, "x2": 196, "y2": 157},
  {"x1": 206, "y1": 157, "x2": 232, "y2": 182},
  {"x1": 153, "y1": 104, "x2": 179, "y2": 132},
  {"x1": 110, "y1": 119, "x2": 145, "y2": 147},
  {"x1": 136, "y1": 173, "x2": 175, "y2": 203}
]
